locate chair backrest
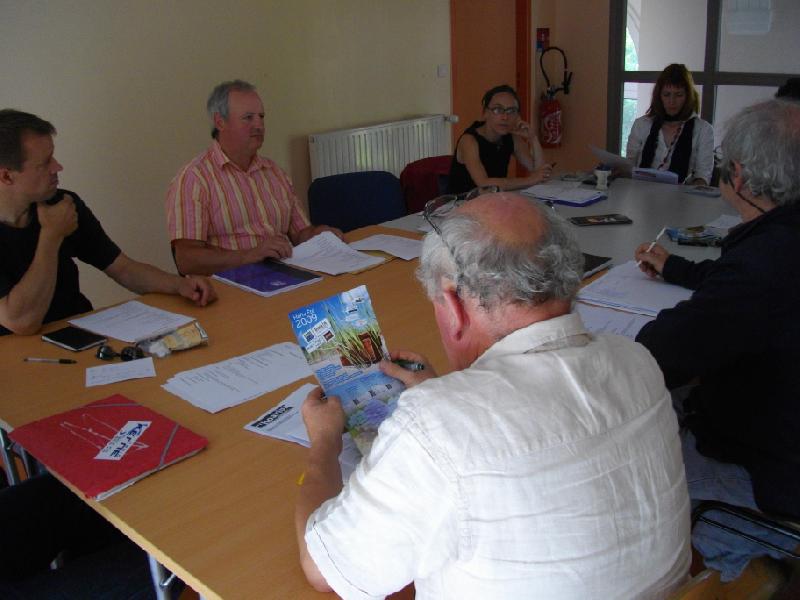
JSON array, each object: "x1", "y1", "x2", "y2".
[
  {"x1": 308, "y1": 171, "x2": 405, "y2": 233},
  {"x1": 399, "y1": 155, "x2": 452, "y2": 214}
]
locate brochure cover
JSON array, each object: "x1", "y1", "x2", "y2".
[
  {"x1": 288, "y1": 285, "x2": 403, "y2": 454},
  {"x1": 214, "y1": 260, "x2": 321, "y2": 298},
  {"x1": 10, "y1": 394, "x2": 208, "y2": 500}
]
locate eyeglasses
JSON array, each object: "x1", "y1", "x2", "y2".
[
  {"x1": 96, "y1": 344, "x2": 145, "y2": 362},
  {"x1": 423, "y1": 185, "x2": 499, "y2": 234},
  {"x1": 487, "y1": 105, "x2": 519, "y2": 116},
  {"x1": 713, "y1": 145, "x2": 724, "y2": 167}
]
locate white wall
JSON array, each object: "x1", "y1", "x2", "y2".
[{"x1": 0, "y1": 0, "x2": 451, "y2": 307}]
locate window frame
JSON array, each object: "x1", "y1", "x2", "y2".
[{"x1": 606, "y1": 0, "x2": 798, "y2": 153}]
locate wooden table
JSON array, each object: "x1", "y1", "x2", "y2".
[{"x1": 0, "y1": 225, "x2": 445, "y2": 600}]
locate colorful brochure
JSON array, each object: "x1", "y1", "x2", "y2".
[{"x1": 288, "y1": 285, "x2": 403, "y2": 454}]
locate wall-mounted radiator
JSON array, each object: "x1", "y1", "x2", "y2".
[{"x1": 308, "y1": 114, "x2": 454, "y2": 181}]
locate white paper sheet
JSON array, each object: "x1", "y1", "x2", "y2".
[
  {"x1": 245, "y1": 383, "x2": 360, "y2": 481},
  {"x1": 70, "y1": 301, "x2": 194, "y2": 343},
  {"x1": 577, "y1": 260, "x2": 692, "y2": 317},
  {"x1": 282, "y1": 231, "x2": 384, "y2": 275},
  {"x1": 349, "y1": 234, "x2": 422, "y2": 260},
  {"x1": 162, "y1": 342, "x2": 312, "y2": 413},
  {"x1": 574, "y1": 303, "x2": 654, "y2": 340},
  {"x1": 705, "y1": 214, "x2": 742, "y2": 230},
  {"x1": 85, "y1": 357, "x2": 156, "y2": 387},
  {"x1": 589, "y1": 145, "x2": 634, "y2": 174}
]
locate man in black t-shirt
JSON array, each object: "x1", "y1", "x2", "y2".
[{"x1": 0, "y1": 109, "x2": 216, "y2": 336}]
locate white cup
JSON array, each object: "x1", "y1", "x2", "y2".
[{"x1": 594, "y1": 169, "x2": 610, "y2": 190}]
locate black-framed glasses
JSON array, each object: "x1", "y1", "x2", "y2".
[
  {"x1": 487, "y1": 105, "x2": 519, "y2": 116},
  {"x1": 423, "y1": 185, "x2": 499, "y2": 234},
  {"x1": 96, "y1": 344, "x2": 145, "y2": 362}
]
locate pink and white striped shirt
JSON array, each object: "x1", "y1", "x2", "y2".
[{"x1": 166, "y1": 141, "x2": 310, "y2": 250}]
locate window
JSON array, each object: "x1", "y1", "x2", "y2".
[{"x1": 608, "y1": 0, "x2": 799, "y2": 155}]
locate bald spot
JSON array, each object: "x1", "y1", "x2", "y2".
[{"x1": 456, "y1": 193, "x2": 546, "y2": 246}]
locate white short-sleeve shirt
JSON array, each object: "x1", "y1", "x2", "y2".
[{"x1": 305, "y1": 313, "x2": 691, "y2": 600}]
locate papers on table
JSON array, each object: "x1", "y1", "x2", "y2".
[
  {"x1": 282, "y1": 231, "x2": 385, "y2": 275},
  {"x1": 70, "y1": 301, "x2": 194, "y2": 343},
  {"x1": 85, "y1": 357, "x2": 156, "y2": 387},
  {"x1": 349, "y1": 234, "x2": 422, "y2": 260},
  {"x1": 577, "y1": 260, "x2": 692, "y2": 317},
  {"x1": 162, "y1": 342, "x2": 312, "y2": 413},
  {"x1": 575, "y1": 303, "x2": 654, "y2": 340},
  {"x1": 632, "y1": 167, "x2": 679, "y2": 184},
  {"x1": 589, "y1": 145, "x2": 633, "y2": 174},
  {"x1": 706, "y1": 214, "x2": 741, "y2": 231},
  {"x1": 520, "y1": 181, "x2": 605, "y2": 207},
  {"x1": 245, "y1": 383, "x2": 360, "y2": 480}
]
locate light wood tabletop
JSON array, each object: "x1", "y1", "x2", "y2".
[{"x1": 0, "y1": 225, "x2": 446, "y2": 600}]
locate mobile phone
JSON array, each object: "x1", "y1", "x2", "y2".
[
  {"x1": 42, "y1": 326, "x2": 106, "y2": 352},
  {"x1": 568, "y1": 214, "x2": 633, "y2": 226}
]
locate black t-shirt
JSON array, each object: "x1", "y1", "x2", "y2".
[
  {"x1": 447, "y1": 121, "x2": 514, "y2": 194},
  {"x1": 0, "y1": 190, "x2": 121, "y2": 336}
]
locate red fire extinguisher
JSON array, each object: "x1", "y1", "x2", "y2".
[{"x1": 539, "y1": 46, "x2": 572, "y2": 148}]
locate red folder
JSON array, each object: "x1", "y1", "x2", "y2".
[{"x1": 10, "y1": 394, "x2": 208, "y2": 500}]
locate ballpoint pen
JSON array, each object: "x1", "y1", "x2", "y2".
[
  {"x1": 636, "y1": 226, "x2": 667, "y2": 266},
  {"x1": 24, "y1": 357, "x2": 77, "y2": 364},
  {"x1": 393, "y1": 359, "x2": 425, "y2": 372}
]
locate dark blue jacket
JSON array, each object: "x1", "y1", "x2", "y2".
[{"x1": 637, "y1": 204, "x2": 800, "y2": 517}]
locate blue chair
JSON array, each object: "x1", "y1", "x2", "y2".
[{"x1": 308, "y1": 171, "x2": 405, "y2": 233}]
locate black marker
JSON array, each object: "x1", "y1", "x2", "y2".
[{"x1": 394, "y1": 359, "x2": 425, "y2": 372}]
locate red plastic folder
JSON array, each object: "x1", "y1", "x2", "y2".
[{"x1": 10, "y1": 394, "x2": 208, "y2": 500}]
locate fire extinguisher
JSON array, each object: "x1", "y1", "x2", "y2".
[{"x1": 539, "y1": 46, "x2": 573, "y2": 148}]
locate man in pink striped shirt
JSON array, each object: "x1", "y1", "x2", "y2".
[{"x1": 166, "y1": 80, "x2": 341, "y2": 275}]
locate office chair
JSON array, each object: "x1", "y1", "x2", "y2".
[
  {"x1": 308, "y1": 171, "x2": 405, "y2": 233},
  {"x1": 399, "y1": 155, "x2": 451, "y2": 214}
]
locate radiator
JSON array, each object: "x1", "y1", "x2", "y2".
[{"x1": 308, "y1": 114, "x2": 453, "y2": 180}]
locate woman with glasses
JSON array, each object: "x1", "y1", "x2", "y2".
[
  {"x1": 447, "y1": 84, "x2": 553, "y2": 194},
  {"x1": 626, "y1": 64, "x2": 714, "y2": 185}
]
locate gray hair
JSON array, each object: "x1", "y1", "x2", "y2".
[
  {"x1": 718, "y1": 99, "x2": 800, "y2": 206},
  {"x1": 417, "y1": 202, "x2": 583, "y2": 310},
  {"x1": 206, "y1": 79, "x2": 257, "y2": 139}
]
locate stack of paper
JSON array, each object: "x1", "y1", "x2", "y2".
[
  {"x1": 282, "y1": 231, "x2": 384, "y2": 275},
  {"x1": 162, "y1": 342, "x2": 312, "y2": 413},
  {"x1": 245, "y1": 383, "x2": 361, "y2": 480},
  {"x1": 349, "y1": 234, "x2": 422, "y2": 260},
  {"x1": 520, "y1": 182, "x2": 605, "y2": 207},
  {"x1": 577, "y1": 260, "x2": 692, "y2": 317},
  {"x1": 70, "y1": 301, "x2": 194, "y2": 343},
  {"x1": 575, "y1": 303, "x2": 654, "y2": 340}
]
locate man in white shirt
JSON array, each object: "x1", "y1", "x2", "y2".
[{"x1": 295, "y1": 192, "x2": 691, "y2": 599}]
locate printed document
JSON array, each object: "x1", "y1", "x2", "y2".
[
  {"x1": 85, "y1": 357, "x2": 157, "y2": 387},
  {"x1": 244, "y1": 383, "x2": 360, "y2": 481},
  {"x1": 349, "y1": 234, "x2": 422, "y2": 260},
  {"x1": 282, "y1": 231, "x2": 384, "y2": 275},
  {"x1": 577, "y1": 260, "x2": 692, "y2": 317},
  {"x1": 575, "y1": 303, "x2": 654, "y2": 340},
  {"x1": 162, "y1": 342, "x2": 312, "y2": 413},
  {"x1": 70, "y1": 301, "x2": 194, "y2": 343}
]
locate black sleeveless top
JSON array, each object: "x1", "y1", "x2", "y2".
[{"x1": 447, "y1": 121, "x2": 514, "y2": 194}]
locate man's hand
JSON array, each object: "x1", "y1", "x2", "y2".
[
  {"x1": 37, "y1": 194, "x2": 77, "y2": 240},
  {"x1": 247, "y1": 233, "x2": 293, "y2": 261},
  {"x1": 635, "y1": 242, "x2": 670, "y2": 278},
  {"x1": 177, "y1": 275, "x2": 217, "y2": 306},
  {"x1": 380, "y1": 350, "x2": 437, "y2": 388},
  {"x1": 301, "y1": 387, "x2": 346, "y2": 450}
]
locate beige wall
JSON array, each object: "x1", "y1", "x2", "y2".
[
  {"x1": 533, "y1": 0, "x2": 609, "y2": 172},
  {"x1": 0, "y1": 0, "x2": 451, "y2": 307}
]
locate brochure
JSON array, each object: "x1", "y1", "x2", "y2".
[{"x1": 288, "y1": 285, "x2": 403, "y2": 455}]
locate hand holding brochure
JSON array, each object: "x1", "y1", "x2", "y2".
[{"x1": 288, "y1": 285, "x2": 403, "y2": 454}]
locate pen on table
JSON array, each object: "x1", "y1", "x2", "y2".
[
  {"x1": 24, "y1": 357, "x2": 77, "y2": 364},
  {"x1": 393, "y1": 359, "x2": 425, "y2": 372},
  {"x1": 636, "y1": 226, "x2": 668, "y2": 266}
]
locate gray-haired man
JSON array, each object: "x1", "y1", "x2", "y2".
[
  {"x1": 295, "y1": 192, "x2": 691, "y2": 599},
  {"x1": 166, "y1": 79, "x2": 340, "y2": 275}
]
